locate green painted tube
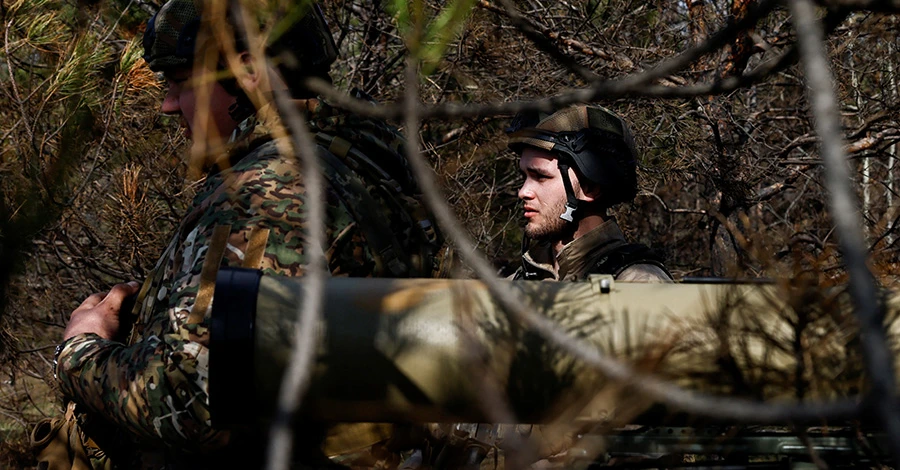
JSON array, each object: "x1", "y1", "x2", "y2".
[{"x1": 210, "y1": 267, "x2": 887, "y2": 429}]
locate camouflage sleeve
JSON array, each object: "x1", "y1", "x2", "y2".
[
  {"x1": 55, "y1": 332, "x2": 227, "y2": 450},
  {"x1": 56, "y1": 147, "x2": 373, "y2": 450}
]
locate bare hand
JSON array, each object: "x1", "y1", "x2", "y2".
[{"x1": 63, "y1": 282, "x2": 141, "y2": 341}]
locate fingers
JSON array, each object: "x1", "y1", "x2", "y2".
[
  {"x1": 98, "y1": 281, "x2": 141, "y2": 309},
  {"x1": 76, "y1": 281, "x2": 140, "y2": 312},
  {"x1": 65, "y1": 281, "x2": 141, "y2": 341},
  {"x1": 77, "y1": 292, "x2": 107, "y2": 310}
]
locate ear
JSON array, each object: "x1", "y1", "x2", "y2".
[
  {"x1": 570, "y1": 167, "x2": 601, "y2": 202},
  {"x1": 237, "y1": 52, "x2": 260, "y2": 91},
  {"x1": 581, "y1": 184, "x2": 602, "y2": 203}
]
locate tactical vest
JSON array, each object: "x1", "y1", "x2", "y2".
[
  {"x1": 515, "y1": 242, "x2": 671, "y2": 281},
  {"x1": 310, "y1": 90, "x2": 447, "y2": 278},
  {"x1": 586, "y1": 242, "x2": 671, "y2": 280},
  {"x1": 129, "y1": 91, "x2": 451, "y2": 331}
]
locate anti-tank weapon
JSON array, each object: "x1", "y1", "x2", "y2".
[{"x1": 209, "y1": 267, "x2": 896, "y2": 468}]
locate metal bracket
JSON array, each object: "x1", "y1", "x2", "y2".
[
  {"x1": 560, "y1": 204, "x2": 576, "y2": 222},
  {"x1": 589, "y1": 274, "x2": 614, "y2": 294}
]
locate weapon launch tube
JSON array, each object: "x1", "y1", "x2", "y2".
[{"x1": 210, "y1": 267, "x2": 892, "y2": 429}]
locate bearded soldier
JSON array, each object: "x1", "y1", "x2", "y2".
[
  {"x1": 507, "y1": 104, "x2": 672, "y2": 283},
  {"x1": 48, "y1": 0, "x2": 446, "y2": 467}
]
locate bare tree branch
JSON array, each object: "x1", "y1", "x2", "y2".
[
  {"x1": 476, "y1": 0, "x2": 635, "y2": 69},
  {"x1": 756, "y1": 165, "x2": 812, "y2": 202},
  {"x1": 789, "y1": 0, "x2": 900, "y2": 464},
  {"x1": 308, "y1": 3, "x2": 861, "y2": 124},
  {"x1": 483, "y1": 0, "x2": 609, "y2": 81},
  {"x1": 307, "y1": 0, "x2": 783, "y2": 120},
  {"x1": 263, "y1": 82, "x2": 327, "y2": 470}
]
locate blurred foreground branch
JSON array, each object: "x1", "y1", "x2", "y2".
[
  {"x1": 790, "y1": 0, "x2": 900, "y2": 465},
  {"x1": 400, "y1": 48, "x2": 862, "y2": 428}
]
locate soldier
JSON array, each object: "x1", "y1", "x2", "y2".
[
  {"x1": 507, "y1": 104, "x2": 672, "y2": 282},
  {"x1": 421, "y1": 105, "x2": 675, "y2": 469},
  {"x1": 50, "y1": 0, "x2": 444, "y2": 467},
  {"x1": 421, "y1": 105, "x2": 676, "y2": 467}
]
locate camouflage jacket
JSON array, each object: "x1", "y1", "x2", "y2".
[
  {"x1": 514, "y1": 218, "x2": 672, "y2": 282},
  {"x1": 55, "y1": 97, "x2": 443, "y2": 468}
]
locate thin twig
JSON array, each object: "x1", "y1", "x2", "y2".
[
  {"x1": 477, "y1": 0, "x2": 635, "y2": 70},
  {"x1": 793, "y1": 425, "x2": 831, "y2": 470},
  {"x1": 263, "y1": 80, "x2": 326, "y2": 470},
  {"x1": 640, "y1": 191, "x2": 709, "y2": 215},
  {"x1": 5, "y1": 18, "x2": 34, "y2": 145}
]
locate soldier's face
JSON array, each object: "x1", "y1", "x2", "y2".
[
  {"x1": 161, "y1": 67, "x2": 238, "y2": 144},
  {"x1": 518, "y1": 147, "x2": 584, "y2": 240}
]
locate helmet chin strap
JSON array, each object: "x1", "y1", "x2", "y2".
[{"x1": 557, "y1": 162, "x2": 584, "y2": 223}]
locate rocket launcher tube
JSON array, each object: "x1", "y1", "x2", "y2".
[{"x1": 209, "y1": 267, "x2": 888, "y2": 429}]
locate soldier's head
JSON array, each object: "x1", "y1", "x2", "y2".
[
  {"x1": 142, "y1": 0, "x2": 337, "y2": 143},
  {"x1": 507, "y1": 104, "x2": 638, "y2": 241}
]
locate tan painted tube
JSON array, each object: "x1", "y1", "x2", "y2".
[{"x1": 211, "y1": 268, "x2": 894, "y2": 428}]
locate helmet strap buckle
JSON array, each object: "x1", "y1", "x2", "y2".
[
  {"x1": 557, "y1": 162, "x2": 582, "y2": 223},
  {"x1": 560, "y1": 203, "x2": 577, "y2": 223}
]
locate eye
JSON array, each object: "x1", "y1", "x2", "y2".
[{"x1": 165, "y1": 74, "x2": 190, "y2": 88}]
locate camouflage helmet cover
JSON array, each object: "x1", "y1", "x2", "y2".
[
  {"x1": 507, "y1": 104, "x2": 639, "y2": 206},
  {"x1": 142, "y1": 0, "x2": 338, "y2": 75},
  {"x1": 142, "y1": 0, "x2": 201, "y2": 72}
]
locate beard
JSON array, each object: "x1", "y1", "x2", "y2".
[{"x1": 524, "y1": 200, "x2": 573, "y2": 241}]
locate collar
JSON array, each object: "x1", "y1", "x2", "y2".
[
  {"x1": 521, "y1": 218, "x2": 628, "y2": 281},
  {"x1": 208, "y1": 99, "x2": 327, "y2": 176}
]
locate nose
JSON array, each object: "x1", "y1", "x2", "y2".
[
  {"x1": 518, "y1": 180, "x2": 534, "y2": 201},
  {"x1": 160, "y1": 86, "x2": 180, "y2": 115}
]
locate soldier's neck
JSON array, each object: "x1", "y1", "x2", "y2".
[{"x1": 551, "y1": 213, "x2": 607, "y2": 259}]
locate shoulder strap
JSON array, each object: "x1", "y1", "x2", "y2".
[
  {"x1": 588, "y1": 243, "x2": 672, "y2": 280},
  {"x1": 315, "y1": 128, "x2": 445, "y2": 278},
  {"x1": 309, "y1": 91, "x2": 446, "y2": 277},
  {"x1": 316, "y1": 141, "x2": 413, "y2": 277}
]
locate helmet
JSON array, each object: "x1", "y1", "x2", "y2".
[
  {"x1": 507, "y1": 105, "x2": 638, "y2": 220},
  {"x1": 142, "y1": 0, "x2": 338, "y2": 76},
  {"x1": 142, "y1": 0, "x2": 201, "y2": 72}
]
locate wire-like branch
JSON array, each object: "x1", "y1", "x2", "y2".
[
  {"x1": 755, "y1": 165, "x2": 812, "y2": 202},
  {"x1": 789, "y1": 0, "x2": 900, "y2": 464},
  {"x1": 404, "y1": 60, "x2": 535, "y2": 467},
  {"x1": 640, "y1": 191, "x2": 710, "y2": 215},
  {"x1": 208, "y1": 0, "x2": 316, "y2": 463},
  {"x1": 310, "y1": 4, "x2": 856, "y2": 120}
]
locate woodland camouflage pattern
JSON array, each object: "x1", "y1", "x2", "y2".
[{"x1": 55, "y1": 98, "x2": 438, "y2": 467}]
